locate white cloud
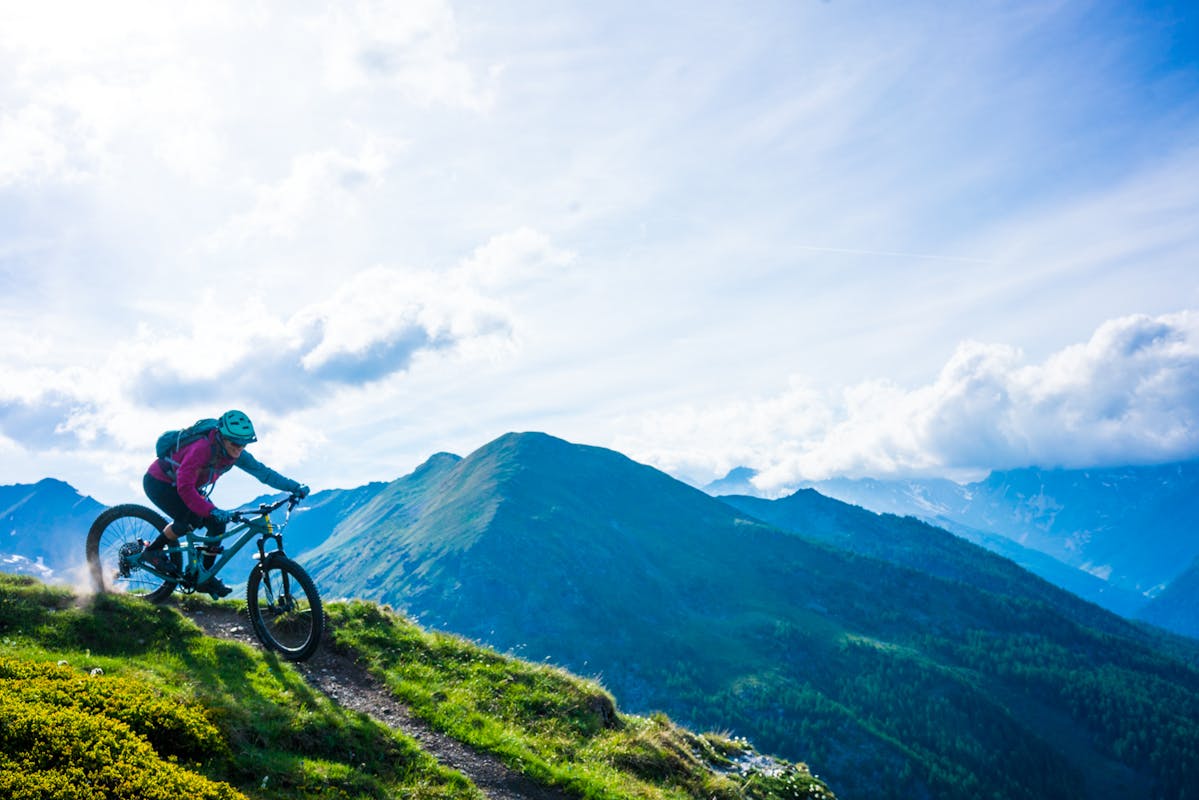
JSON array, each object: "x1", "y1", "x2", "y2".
[
  {"x1": 1008, "y1": 313, "x2": 1199, "y2": 464},
  {"x1": 316, "y1": 0, "x2": 492, "y2": 109},
  {"x1": 291, "y1": 266, "x2": 504, "y2": 377},
  {"x1": 0, "y1": 105, "x2": 79, "y2": 186},
  {"x1": 211, "y1": 139, "x2": 404, "y2": 244},
  {"x1": 0, "y1": 0, "x2": 486, "y2": 192},
  {"x1": 617, "y1": 312, "x2": 1199, "y2": 494},
  {"x1": 0, "y1": 226, "x2": 571, "y2": 454},
  {"x1": 457, "y1": 226, "x2": 576, "y2": 289},
  {"x1": 0, "y1": 2, "x2": 232, "y2": 186},
  {"x1": 291, "y1": 228, "x2": 572, "y2": 374}
]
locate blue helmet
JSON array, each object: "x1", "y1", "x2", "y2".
[{"x1": 218, "y1": 410, "x2": 257, "y2": 445}]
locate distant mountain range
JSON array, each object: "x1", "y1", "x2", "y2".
[
  {"x1": 705, "y1": 462, "x2": 1199, "y2": 635},
  {"x1": 0, "y1": 478, "x2": 106, "y2": 582},
  {"x1": 6, "y1": 435, "x2": 1199, "y2": 799}
]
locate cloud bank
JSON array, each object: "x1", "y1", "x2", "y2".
[
  {"x1": 619, "y1": 311, "x2": 1199, "y2": 494},
  {"x1": 0, "y1": 227, "x2": 572, "y2": 453}
]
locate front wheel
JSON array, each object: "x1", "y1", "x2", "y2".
[
  {"x1": 246, "y1": 556, "x2": 324, "y2": 661},
  {"x1": 85, "y1": 504, "x2": 180, "y2": 604}
]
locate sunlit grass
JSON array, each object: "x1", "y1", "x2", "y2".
[
  {"x1": 328, "y1": 600, "x2": 833, "y2": 800},
  {"x1": 1, "y1": 572, "x2": 833, "y2": 800},
  {"x1": 0, "y1": 573, "x2": 479, "y2": 800}
]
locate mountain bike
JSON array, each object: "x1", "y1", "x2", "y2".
[{"x1": 85, "y1": 493, "x2": 324, "y2": 661}]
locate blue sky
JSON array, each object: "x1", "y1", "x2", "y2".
[{"x1": 1, "y1": 0, "x2": 1198, "y2": 504}]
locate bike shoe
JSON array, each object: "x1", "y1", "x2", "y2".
[
  {"x1": 140, "y1": 547, "x2": 179, "y2": 577},
  {"x1": 196, "y1": 576, "x2": 233, "y2": 599}
]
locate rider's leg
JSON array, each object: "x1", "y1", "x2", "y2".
[
  {"x1": 195, "y1": 517, "x2": 232, "y2": 598},
  {"x1": 142, "y1": 474, "x2": 229, "y2": 597},
  {"x1": 198, "y1": 517, "x2": 227, "y2": 568},
  {"x1": 147, "y1": 523, "x2": 180, "y2": 551},
  {"x1": 142, "y1": 474, "x2": 199, "y2": 553}
]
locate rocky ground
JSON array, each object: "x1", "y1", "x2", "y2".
[{"x1": 183, "y1": 605, "x2": 569, "y2": 800}]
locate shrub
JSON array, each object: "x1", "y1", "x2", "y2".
[{"x1": 0, "y1": 656, "x2": 241, "y2": 799}]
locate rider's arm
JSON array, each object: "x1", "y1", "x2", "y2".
[
  {"x1": 174, "y1": 437, "x2": 218, "y2": 518},
  {"x1": 235, "y1": 450, "x2": 302, "y2": 494}
]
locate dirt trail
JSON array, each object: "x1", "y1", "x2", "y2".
[{"x1": 184, "y1": 605, "x2": 569, "y2": 800}]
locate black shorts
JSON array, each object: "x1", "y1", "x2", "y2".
[{"x1": 143, "y1": 474, "x2": 225, "y2": 538}]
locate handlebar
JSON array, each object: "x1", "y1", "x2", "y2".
[{"x1": 230, "y1": 492, "x2": 303, "y2": 524}]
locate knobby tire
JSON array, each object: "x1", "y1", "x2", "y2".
[
  {"x1": 246, "y1": 556, "x2": 324, "y2": 661},
  {"x1": 85, "y1": 504, "x2": 180, "y2": 604}
]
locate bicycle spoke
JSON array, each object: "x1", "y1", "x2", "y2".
[{"x1": 85, "y1": 504, "x2": 177, "y2": 604}]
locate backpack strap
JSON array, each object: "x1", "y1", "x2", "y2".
[{"x1": 160, "y1": 431, "x2": 223, "y2": 491}]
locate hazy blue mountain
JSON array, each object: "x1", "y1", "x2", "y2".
[
  {"x1": 929, "y1": 517, "x2": 1146, "y2": 613},
  {"x1": 702, "y1": 466, "x2": 761, "y2": 496},
  {"x1": 745, "y1": 463, "x2": 1199, "y2": 626},
  {"x1": 704, "y1": 470, "x2": 1138, "y2": 611},
  {"x1": 244, "y1": 480, "x2": 392, "y2": 558},
  {"x1": 797, "y1": 475, "x2": 968, "y2": 517},
  {"x1": 955, "y1": 462, "x2": 1199, "y2": 594},
  {"x1": 1138, "y1": 558, "x2": 1199, "y2": 638},
  {"x1": 719, "y1": 489, "x2": 1149, "y2": 635},
  {"x1": 0, "y1": 478, "x2": 106, "y2": 580},
  {"x1": 302, "y1": 432, "x2": 1199, "y2": 800}
]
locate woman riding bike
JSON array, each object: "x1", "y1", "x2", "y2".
[{"x1": 141, "y1": 409, "x2": 309, "y2": 599}]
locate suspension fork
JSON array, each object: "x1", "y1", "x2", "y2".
[{"x1": 254, "y1": 534, "x2": 292, "y2": 609}]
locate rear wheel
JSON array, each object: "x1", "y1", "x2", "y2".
[
  {"x1": 85, "y1": 504, "x2": 180, "y2": 603},
  {"x1": 246, "y1": 556, "x2": 323, "y2": 661}
]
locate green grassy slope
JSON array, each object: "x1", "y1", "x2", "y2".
[
  {"x1": 327, "y1": 600, "x2": 831, "y2": 800},
  {"x1": 0, "y1": 573, "x2": 830, "y2": 800}
]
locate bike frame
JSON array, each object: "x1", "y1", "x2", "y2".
[{"x1": 139, "y1": 495, "x2": 299, "y2": 589}]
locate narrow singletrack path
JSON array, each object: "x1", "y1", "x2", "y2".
[{"x1": 184, "y1": 605, "x2": 570, "y2": 800}]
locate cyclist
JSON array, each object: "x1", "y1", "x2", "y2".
[{"x1": 140, "y1": 409, "x2": 309, "y2": 598}]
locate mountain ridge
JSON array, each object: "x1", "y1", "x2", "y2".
[
  {"x1": 1140, "y1": 557, "x2": 1199, "y2": 638},
  {"x1": 706, "y1": 460, "x2": 1199, "y2": 632},
  {"x1": 720, "y1": 488, "x2": 1150, "y2": 641},
  {"x1": 0, "y1": 477, "x2": 107, "y2": 581}
]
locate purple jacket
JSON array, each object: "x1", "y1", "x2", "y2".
[{"x1": 147, "y1": 430, "x2": 300, "y2": 517}]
